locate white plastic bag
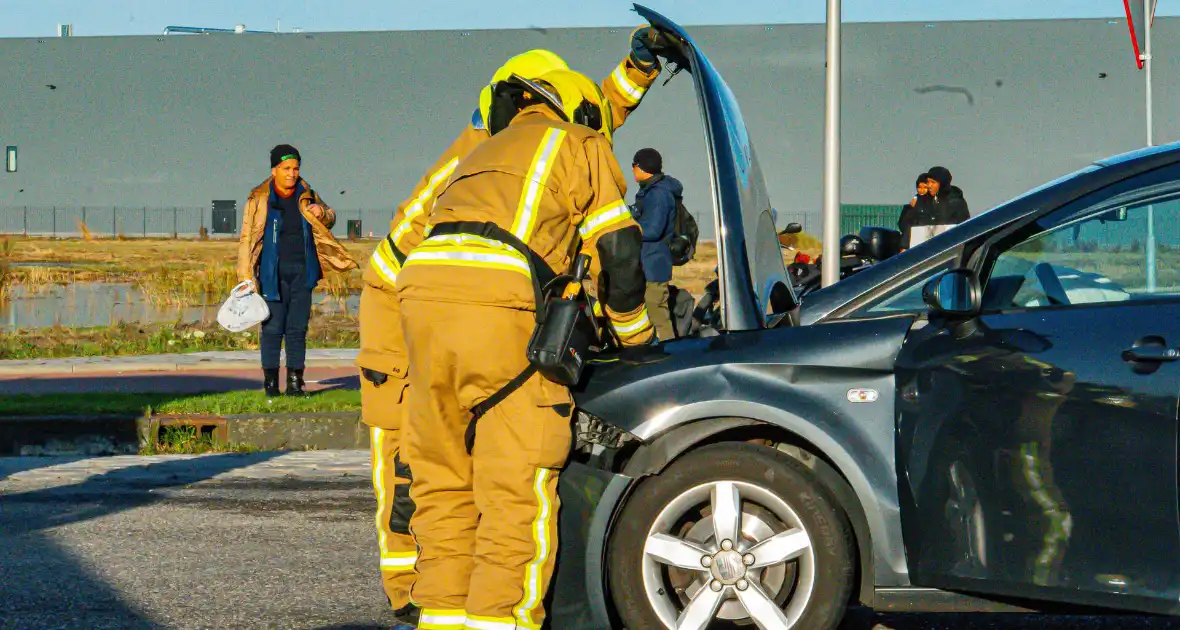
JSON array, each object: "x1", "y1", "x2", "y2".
[{"x1": 217, "y1": 281, "x2": 270, "y2": 332}]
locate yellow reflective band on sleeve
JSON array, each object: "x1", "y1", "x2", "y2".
[
  {"x1": 610, "y1": 61, "x2": 646, "y2": 104},
  {"x1": 419, "y1": 609, "x2": 468, "y2": 630},
  {"x1": 578, "y1": 199, "x2": 631, "y2": 240},
  {"x1": 368, "y1": 239, "x2": 402, "y2": 286},
  {"x1": 611, "y1": 306, "x2": 652, "y2": 336},
  {"x1": 466, "y1": 615, "x2": 536, "y2": 630},
  {"x1": 591, "y1": 298, "x2": 604, "y2": 318},
  {"x1": 404, "y1": 234, "x2": 532, "y2": 279},
  {"x1": 513, "y1": 468, "x2": 556, "y2": 628},
  {"x1": 512, "y1": 128, "x2": 567, "y2": 244},
  {"x1": 379, "y1": 551, "x2": 417, "y2": 572},
  {"x1": 392, "y1": 157, "x2": 460, "y2": 248}
]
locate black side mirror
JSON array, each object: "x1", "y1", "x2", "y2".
[
  {"x1": 779, "y1": 222, "x2": 803, "y2": 235},
  {"x1": 923, "y1": 269, "x2": 981, "y2": 316}
]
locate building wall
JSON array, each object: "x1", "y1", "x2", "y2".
[{"x1": 0, "y1": 18, "x2": 1174, "y2": 237}]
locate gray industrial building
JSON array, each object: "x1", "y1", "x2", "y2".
[{"x1": 0, "y1": 16, "x2": 1175, "y2": 238}]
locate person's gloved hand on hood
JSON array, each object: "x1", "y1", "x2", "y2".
[{"x1": 630, "y1": 25, "x2": 680, "y2": 70}]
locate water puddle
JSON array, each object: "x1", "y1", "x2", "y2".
[{"x1": 0, "y1": 283, "x2": 358, "y2": 331}]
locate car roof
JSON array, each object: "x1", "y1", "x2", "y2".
[
  {"x1": 800, "y1": 141, "x2": 1180, "y2": 324},
  {"x1": 1095, "y1": 141, "x2": 1180, "y2": 167}
]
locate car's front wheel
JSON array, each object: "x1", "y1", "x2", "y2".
[{"x1": 607, "y1": 442, "x2": 855, "y2": 630}]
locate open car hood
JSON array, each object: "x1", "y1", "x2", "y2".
[{"x1": 636, "y1": 4, "x2": 795, "y2": 331}]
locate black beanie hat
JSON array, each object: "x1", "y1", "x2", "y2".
[
  {"x1": 927, "y1": 166, "x2": 952, "y2": 189},
  {"x1": 270, "y1": 144, "x2": 301, "y2": 168},
  {"x1": 633, "y1": 147, "x2": 663, "y2": 175}
]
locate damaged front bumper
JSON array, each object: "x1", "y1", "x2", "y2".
[{"x1": 549, "y1": 411, "x2": 643, "y2": 629}]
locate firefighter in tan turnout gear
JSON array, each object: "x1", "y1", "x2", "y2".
[
  {"x1": 397, "y1": 68, "x2": 654, "y2": 629},
  {"x1": 355, "y1": 28, "x2": 666, "y2": 623}
]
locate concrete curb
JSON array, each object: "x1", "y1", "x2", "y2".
[{"x1": 0, "y1": 411, "x2": 366, "y2": 455}]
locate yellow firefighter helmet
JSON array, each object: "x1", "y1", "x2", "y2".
[
  {"x1": 478, "y1": 49, "x2": 569, "y2": 131},
  {"x1": 526, "y1": 68, "x2": 614, "y2": 145}
]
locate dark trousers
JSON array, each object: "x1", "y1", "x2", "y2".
[{"x1": 261, "y1": 261, "x2": 312, "y2": 370}]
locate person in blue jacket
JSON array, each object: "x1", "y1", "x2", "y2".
[{"x1": 630, "y1": 147, "x2": 683, "y2": 341}]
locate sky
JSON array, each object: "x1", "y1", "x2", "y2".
[{"x1": 0, "y1": 0, "x2": 1173, "y2": 38}]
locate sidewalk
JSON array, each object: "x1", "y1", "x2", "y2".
[
  {"x1": 0, "y1": 348, "x2": 360, "y2": 376},
  {"x1": 0, "y1": 349, "x2": 361, "y2": 396}
]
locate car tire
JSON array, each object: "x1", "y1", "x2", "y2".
[{"x1": 607, "y1": 442, "x2": 855, "y2": 630}]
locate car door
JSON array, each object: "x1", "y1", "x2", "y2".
[{"x1": 895, "y1": 163, "x2": 1180, "y2": 614}]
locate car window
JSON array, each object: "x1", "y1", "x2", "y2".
[
  {"x1": 847, "y1": 259, "x2": 955, "y2": 317},
  {"x1": 982, "y1": 190, "x2": 1180, "y2": 311}
]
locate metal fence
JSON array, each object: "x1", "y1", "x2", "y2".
[
  {"x1": 772, "y1": 207, "x2": 900, "y2": 239},
  {"x1": 0, "y1": 205, "x2": 897, "y2": 240},
  {"x1": 839, "y1": 204, "x2": 902, "y2": 236},
  {"x1": 0, "y1": 206, "x2": 398, "y2": 239}
]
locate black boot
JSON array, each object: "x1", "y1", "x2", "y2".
[
  {"x1": 263, "y1": 369, "x2": 281, "y2": 398},
  {"x1": 286, "y1": 369, "x2": 306, "y2": 396},
  {"x1": 391, "y1": 603, "x2": 420, "y2": 628}
]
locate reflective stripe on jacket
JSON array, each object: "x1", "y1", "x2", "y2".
[
  {"x1": 362, "y1": 54, "x2": 660, "y2": 296},
  {"x1": 396, "y1": 106, "x2": 654, "y2": 346}
]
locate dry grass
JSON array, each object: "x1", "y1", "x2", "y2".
[
  {"x1": 2, "y1": 234, "x2": 824, "y2": 305},
  {"x1": 0, "y1": 237, "x2": 11, "y2": 300},
  {"x1": 3, "y1": 236, "x2": 372, "y2": 306}
]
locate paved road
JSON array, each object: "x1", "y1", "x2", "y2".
[
  {"x1": 2, "y1": 453, "x2": 1178, "y2": 630},
  {"x1": 0, "y1": 366, "x2": 359, "y2": 396}
]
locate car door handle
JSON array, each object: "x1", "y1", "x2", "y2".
[{"x1": 1122, "y1": 346, "x2": 1180, "y2": 362}]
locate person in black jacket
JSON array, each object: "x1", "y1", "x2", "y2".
[
  {"x1": 902, "y1": 166, "x2": 970, "y2": 248},
  {"x1": 926, "y1": 165, "x2": 970, "y2": 223}
]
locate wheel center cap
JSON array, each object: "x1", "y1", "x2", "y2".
[{"x1": 710, "y1": 550, "x2": 745, "y2": 584}]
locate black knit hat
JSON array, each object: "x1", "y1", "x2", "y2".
[
  {"x1": 632, "y1": 147, "x2": 663, "y2": 175},
  {"x1": 270, "y1": 144, "x2": 301, "y2": 168},
  {"x1": 927, "y1": 166, "x2": 952, "y2": 188}
]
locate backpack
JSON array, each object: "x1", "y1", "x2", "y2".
[{"x1": 668, "y1": 194, "x2": 699, "y2": 266}]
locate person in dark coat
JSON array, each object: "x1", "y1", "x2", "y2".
[
  {"x1": 630, "y1": 147, "x2": 683, "y2": 341},
  {"x1": 901, "y1": 166, "x2": 971, "y2": 248},
  {"x1": 926, "y1": 165, "x2": 970, "y2": 223}
]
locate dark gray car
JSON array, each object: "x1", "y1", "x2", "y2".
[{"x1": 551, "y1": 5, "x2": 1180, "y2": 629}]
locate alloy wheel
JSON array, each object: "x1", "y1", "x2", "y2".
[{"x1": 640, "y1": 480, "x2": 816, "y2": 630}]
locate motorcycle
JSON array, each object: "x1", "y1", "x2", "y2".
[
  {"x1": 686, "y1": 223, "x2": 903, "y2": 336},
  {"x1": 780, "y1": 223, "x2": 903, "y2": 298}
]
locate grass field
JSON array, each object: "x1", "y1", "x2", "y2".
[
  {"x1": 0, "y1": 389, "x2": 361, "y2": 417},
  {"x1": 0, "y1": 233, "x2": 824, "y2": 360},
  {"x1": 0, "y1": 236, "x2": 374, "y2": 305},
  {"x1": 0, "y1": 233, "x2": 823, "y2": 306}
]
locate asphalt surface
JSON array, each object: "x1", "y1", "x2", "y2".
[
  {"x1": 0, "y1": 366, "x2": 359, "y2": 396},
  {"x1": 2, "y1": 453, "x2": 1179, "y2": 630}
]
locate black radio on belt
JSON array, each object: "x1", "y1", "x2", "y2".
[{"x1": 526, "y1": 253, "x2": 598, "y2": 386}]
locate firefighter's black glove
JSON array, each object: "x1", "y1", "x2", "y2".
[{"x1": 629, "y1": 25, "x2": 660, "y2": 70}]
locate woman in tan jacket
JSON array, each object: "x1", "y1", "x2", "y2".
[{"x1": 237, "y1": 144, "x2": 357, "y2": 396}]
